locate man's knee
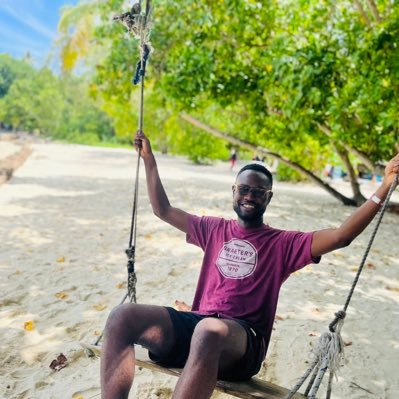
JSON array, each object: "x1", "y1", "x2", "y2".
[
  {"x1": 104, "y1": 303, "x2": 138, "y2": 338},
  {"x1": 104, "y1": 304, "x2": 173, "y2": 347},
  {"x1": 192, "y1": 318, "x2": 229, "y2": 346}
]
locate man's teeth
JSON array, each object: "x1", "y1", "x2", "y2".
[{"x1": 243, "y1": 204, "x2": 255, "y2": 208}]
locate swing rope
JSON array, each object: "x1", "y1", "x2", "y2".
[
  {"x1": 125, "y1": 0, "x2": 152, "y2": 305},
  {"x1": 94, "y1": 0, "x2": 152, "y2": 346},
  {"x1": 286, "y1": 174, "x2": 398, "y2": 399}
]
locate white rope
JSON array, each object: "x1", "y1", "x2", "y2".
[
  {"x1": 285, "y1": 320, "x2": 345, "y2": 399},
  {"x1": 286, "y1": 175, "x2": 398, "y2": 398},
  {"x1": 313, "y1": 318, "x2": 345, "y2": 377}
]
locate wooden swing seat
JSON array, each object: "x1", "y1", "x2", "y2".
[{"x1": 135, "y1": 346, "x2": 305, "y2": 399}]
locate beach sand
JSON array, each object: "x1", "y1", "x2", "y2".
[{"x1": 0, "y1": 140, "x2": 398, "y2": 399}]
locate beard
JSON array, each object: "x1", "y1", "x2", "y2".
[{"x1": 233, "y1": 202, "x2": 266, "y2": 222}]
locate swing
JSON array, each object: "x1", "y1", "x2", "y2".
[
  {"x1": 134, "y1": 345, "x2": 305, "y2": 399},
  {"x1": 93, "y1": 2, "x2": 398, "y2": 398}
]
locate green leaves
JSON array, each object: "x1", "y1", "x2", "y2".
[
  {"x1": 49, "y1": 0, "x2": 398, "y2": 173},
  {"x1": 0, "y1": 57, "x2": 113, "y2": 143},
  {"x1": 0, "y1": 54, "x2": 33, "y2": 98}
]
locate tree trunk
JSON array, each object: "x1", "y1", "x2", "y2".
[
  {"x1": 180, "y1": 112, "x2": 357, "y2": 206},
  {"x1": 316, "y1": 122, "x2": 376, "y2": 172},
  {"x1": 332, "y1": 143, "x2": 366, "y2": 204}
]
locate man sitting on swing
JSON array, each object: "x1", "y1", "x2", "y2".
[{"x1": 101, "y1": 131, "x2": 399, "y2": 399}]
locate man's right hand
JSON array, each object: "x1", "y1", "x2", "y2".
[
  {"x1": 175, "y1": 300, "x2": 192, "y2": 312},
  {"x1": 134, "y1": 130, "x2": 153, "y2": 159}
]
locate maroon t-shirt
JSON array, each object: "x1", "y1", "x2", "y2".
[{"x1": 187, "y1": 215, "x2": 320, "y2": 351}]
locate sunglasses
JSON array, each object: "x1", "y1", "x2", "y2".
[{"x1": 232, "y1": 184, "x2": 272, "y2": 199}]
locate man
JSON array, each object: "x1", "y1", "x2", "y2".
[{"x1": 101, "y1": 131, "x2": 399, "y2": 399}]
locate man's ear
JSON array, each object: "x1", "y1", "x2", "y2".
[{"x1": 267, "y1": 191, "x2": 273, "y2": 205}]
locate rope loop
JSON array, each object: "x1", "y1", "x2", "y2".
[{"x1": 329, "y1": 310, "x2": 346, "y2": 332}]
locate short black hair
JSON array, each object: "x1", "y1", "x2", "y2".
[{"x1": 237, "y1": 163, "x2": 273, "y2": 187}]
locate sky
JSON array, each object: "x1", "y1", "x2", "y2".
[{"x1": 0, "y1": 0, "x2": 79, "y2": 67}]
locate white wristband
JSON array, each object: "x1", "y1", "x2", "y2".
[{"x1": 370, "y1": 194, "x2": 382, "y2": 205}]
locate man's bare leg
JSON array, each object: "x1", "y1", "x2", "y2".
[
  {"x1": 172, "y1": 318, "x2": 247, "y2": 399},
  {"x1": 101, "y1": 303, "x2": 175, "y2": 399}
]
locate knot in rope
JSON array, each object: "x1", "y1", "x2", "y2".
[
  {"x1": 133, "y1": 44, "x2": 151, "y2": 85},
  {"x1": 329, "y1": 309, "x2": 346, "y2": 332},
  {"x1": 313, "y1": 326, "x2": 345, "y2": 375},
  {"x1": 125, "y1": 246, "x2": 135, "y2": 271},
  {"x1": 128, "y1": 271, "x2": 137, "y2": 303},
  {"x1": 113, "y1": 1, "x2": 152, "y2": 41},
  {"x1": 125, "y1": 246, "x2": 137, "y2": 303},
  {"x1": 114, "y1": 1, "x2": 153, "y2": 86}
]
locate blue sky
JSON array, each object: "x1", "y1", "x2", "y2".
[{"x1": 0, "y1": 0, "x2": 79, "y2": 66}]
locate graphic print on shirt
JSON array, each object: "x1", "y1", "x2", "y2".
[{"x1": 216, "y1": 239, "x2": 258, "y2": 279}]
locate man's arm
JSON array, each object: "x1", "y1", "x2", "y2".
[
  {"x1": 311, "y1": 153, "x2": 399, "y2": 258},
  {"x1": 135, "y1": 131, "x2": 192, "y2": 233}
]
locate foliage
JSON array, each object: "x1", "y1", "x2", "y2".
[
  {"x1": 57, "y1": 0, "x2": 396, "y2": 170},
  {"x1": 148, "y1": 0, "x2": 398, "y2": 165},
  {"x1": 0, "y1": 57, "x2": 113, "y2": 143},
  {"x1": 9, "y1": 0, "x2": 393, "y2": 176},
  {"x1": 57, "y1": 76, "x2": 115, "y2": 143},
  {"x1": 57, "y1": 2, "x2": 101, "y2": 73},
  {"x1": 276, "y1": 163, "x2": 304, "y2": 182},
  {"x1": 0, "y1": 54, "x2": 33, "y2": 98},
  {"x1": 0, "y1": 67, "x2": 63, "y2": 133}
]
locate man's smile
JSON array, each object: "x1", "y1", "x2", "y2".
[{"x1": 241, "y1": 202, "x2": 256, "y2": 209}]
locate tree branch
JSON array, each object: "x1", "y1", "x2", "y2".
[
  {"x1": 265, "y1": 101, "x2": 375, "y2": 172},
  {"x1": 352, "y1": 0, "x2": 372, "y2": 27},
  {"x1": 365, "y1": 0, "x2": 382, "y2": 22},
  {"x1": 316, "y1": 122, "x2": 376, "y2": 171},
  {"x1": 180, "y1": 112, "x2": 357, "y2": 205}
]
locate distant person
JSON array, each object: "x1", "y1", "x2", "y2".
[
  {"x1": 328, "y1": 165, "x2": 335, "y2": 179},
  {"x1": 323, "y1": 164, "x2": 331, "y2": 177},
  {"x1": 100, "y1": 130, "x2": 399, "y2": 399},
  {"x1": 229, "y1": 148, "x2": 237, "y2": 171}
]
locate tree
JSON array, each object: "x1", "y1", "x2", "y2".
[
  {"x1": 56, "y1": 0, "x2": 399, "y2": 206},
  {"x1": 0, "y1": 68, "x2": 63, "y2": 133},
  {"x1": 0, "y1": 56, "x2": 113, "y2": 141},
  {"x1": 0, "y1": 54, "x2": 33, "y2": 98}
]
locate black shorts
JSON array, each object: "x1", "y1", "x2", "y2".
[{"x1": 148, "y1": 307, "x2": 266, "y2": 381}]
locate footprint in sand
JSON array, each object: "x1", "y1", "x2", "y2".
[
  {"x1": 0, "y1": 294, "x2": 26, "y2": 307},
  {"x1": 10, "y1": 367, "x2": 35, "y2": 379}
]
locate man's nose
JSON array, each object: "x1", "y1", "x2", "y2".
[{"x1": 243, "y1": 189, "x2": 256, "y2": 199}]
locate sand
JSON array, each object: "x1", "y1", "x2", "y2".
[{"x1": 0, "y1": 140, "x2": 398, "y2": 399}]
